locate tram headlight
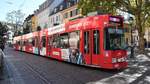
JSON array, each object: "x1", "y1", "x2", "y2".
[
  {"x1": 112, "y1": 58, "x2": 117, "y2": 63},
  {"x1": 124, "y1": 57, "x2": 127, "y2": 62},
  {"x1": 122, "y1": 57, "x2": 126, "y2": 62},
  {"x1": 117, "y1": 57, "x2": 127, "y2": 62},
  {"x1": 112, "y1": 57, "x2": 127, "y2": 63},
  {"x1": 105, "y1": 51, "x2": 109, "y2": 57},
  {"x1": 117, "y1": 58, "x2": 123, "y2": 62}
]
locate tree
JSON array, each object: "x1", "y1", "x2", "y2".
[
  {"x1": 78, "y1": 0, "x2": 116, "y2": 15},
  {"x1": 0, "y1": 22, "x2": 8, "y2": 46},
  {"x1": 0, "y1": 22, "x2": 8, "y2": 37},
  {"x1": 78, "y1": 0, "x2": 150, "y2": 52},
  {"x1": 145, "y1": 14, "x2": 150, "y2": 27},
  {"x1": 23, "y1": 25, "x2": 30, "y2": 34},
  {"x1": 6, "y1": 10, "x2": 24, "y2": 35},
  {"x1": 6, "y1": 11, "x2": 15, "y2": 24}
]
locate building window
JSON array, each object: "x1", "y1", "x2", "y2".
[
  {"x1": 60, "y1": 5, "x2": 63, "y2": 10},
  {"x1": 64, "y1": 13, "x2": 68, "y2": 18},
  {"x1": 53, "y1": 17, "x2": 55, "y2": 23},
  {"x1": 67, "y1": 2, "x2": 71, "y2": 7},
  {"x1": 70, "y1": 11, "x2": 73, "y2": 17},
  {"x1": 58, "y1": 15, "x2": 61, "y2": 23},
  {"x1": 76, "y1": 9, "x2": 79, "y2": 15},
  {"x1": 54, "y1": 8, "x2": 57, "y2": 13},
  {"x1": 76, "y1": 0, "x2": 79, "y2": 3},
  {"x1": 51, "y1": 18, "x2": 53, "y2": 23},
  {"x1": 56, "y1": 16, "x2": 59, "y2": 21},
  {"x1": 44, "y1": 23, "x2": 47, "y2": 28},
  {"x1": 71, "y1": 9, "x2": 79, "y2": 17}
]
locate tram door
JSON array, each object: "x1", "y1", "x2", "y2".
[
  {"x1": 40, "y1": 36, "x2": 46, "y2": 56},
  {"x1": 83, "y1": 30, "x2": 100, "y2": 65},
  {"x1": 47, "y1": 36, "x2": 52, "y2": 56}
]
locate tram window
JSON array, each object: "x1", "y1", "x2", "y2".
[
  {"x1": 19, "y1": 41, "x2": 21, "y2": 45},
  {"x1": 25, "y1": 40, "x2": 28, "y2": 45},
  {"x1": 13, "y1": 40, "x2": 16, "y2": 44},
  {"x1": 22, "y1": 41, "x2": 24, "y2": 45},
  {"x1": 17, "y1": 41, "x2": 19, "y2": 45},
  {"x1": 25, "y1": 40, "x2": 27, "y2": 45},
  {"x1": 42, "y1": 36, "x2": 46, "y2": 47},
  {"x1": 32, "y1": 38, "x2": 35, "y2": 46},
  {"x1": 35, "y1": 36, "x2": 39, "y2": 47},
  {"x1": 28, "y1": 38, "x2": 33, "y2": 45},
  {"x1": 22, "y1": 40, "x2": 25, "y2": 46},
  {"x1": 104, "y1": 28, "x2": 126, "y2": 50},
  {"x1": 18, "y1": 41, "x2": 20, "y2": 45},
  {"x1": 27, "y1": 40, "x2": 30, "y2": 45},
  {"x1": 23, "y1": 41, "x2": 26, "y2": 46},
  {"x1": 84, "y1": 31, "x2": 89, "y2": 54},
  {"x1": 60, "y1": 33, "x2": 69, "y2": 48},
  {"x1": 93, "y1": 30, "x2": 100, "y2": 54},
  {"x1": 48, "y1": 36, "x2": 53, "y2": 46},
  {"x1": 69, "y1": 31, "x2": 80, "y2": 49},
  {"x1": 52, "y1": 34, "x2": 60, "y2": 48}
]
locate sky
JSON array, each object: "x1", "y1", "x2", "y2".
[
  {"x1": 0, "y1": 0, "x2": 45, "y2": 22},
  {"x1": 0, "y1": 0, "x2": 130, "y2": 22}
]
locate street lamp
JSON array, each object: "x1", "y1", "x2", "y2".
[{"x1": 128, "y1": 17, "x2": 134, "y2": 58}]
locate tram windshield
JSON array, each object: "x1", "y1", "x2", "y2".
[{"x1": 104, "y1": 28, "x2": 126, "y2": 50}]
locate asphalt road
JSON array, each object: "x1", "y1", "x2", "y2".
[{"x1": 0, "y1": 47, "x2": 122, "y2": 84}]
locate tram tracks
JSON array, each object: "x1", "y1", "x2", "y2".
[
  {"x1": 5, "y1": 48, "x2": 116, "y2": 84},
  {"x1": 7, "y1": 50, "x2": 85, "y2": 84},
  {"x1": 22, "y1": 62, "x2": 52, "y2": 84},
  {"x1": 23, "y1": 58, "x2": 85, "y2": 84},
  {"x1": 23, "y1": 61, "x2": 82, "y2": 84}
]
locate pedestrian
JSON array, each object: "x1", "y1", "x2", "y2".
[
  {"x1": 0, "y1": 36, "x2": 5, "y2": 51},
  {"x1": 0, "y1": 42, "x2": 5, "y2": 51}
]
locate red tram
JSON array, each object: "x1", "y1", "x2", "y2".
[{"x1": 13, "y1": 15, "x2": 128, "y2": 69}]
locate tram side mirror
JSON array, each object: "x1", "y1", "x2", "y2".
[
  {"x1": 124, "y1": 44, "x2": 129, "y2": 50},
  {"x1": 124, "y1": 46, "x2": 128, "y2": 50}
]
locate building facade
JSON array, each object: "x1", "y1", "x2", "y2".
[
  {"x1": 48, "y1": 0, "x2": 64, "y2": 28},
  {"x1": 61, "y1": 0, "x2": 82, "y2": 24},
  {"x1": 23, "y1": 14, "x2": 34, "y2": 34},
  {"x1": 34, "y1": 0, "x2": 63, "y2": 29},
  {"x1": 49, "y1": 1, "x2": 67, "y2": 27},
  {"x1": 31, "y1": 15, "x2": 37, "y2": 32},
  {"x1": 49, "y1": 0, "x2": 81, "y2": 28}
]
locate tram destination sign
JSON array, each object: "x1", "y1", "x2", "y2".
[
  {"x1": 108, "y1": 28, "x2": 123, "y2": 34},
  {"x1": 109, "y1": 16, "x2": 123, "y2": 27}
]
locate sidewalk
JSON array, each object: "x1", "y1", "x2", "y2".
[
  {"x1": 0, "y1": 49, "x2": 12, "y2": 84},
  {"x1": 87, "y1": 49, "x2": 150, "y2": 84}
]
